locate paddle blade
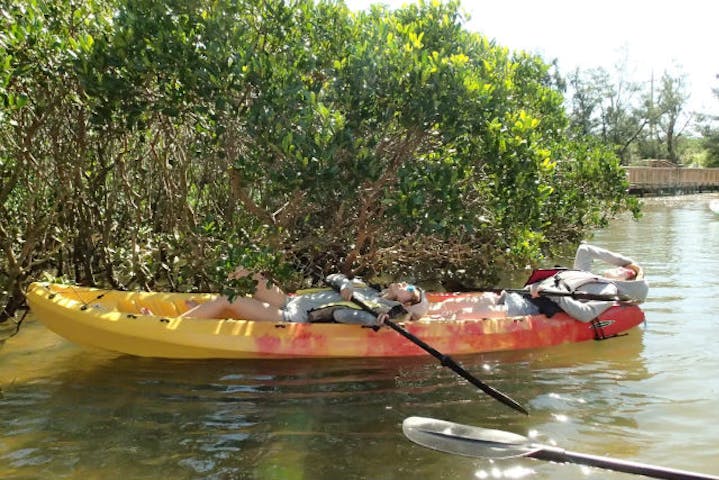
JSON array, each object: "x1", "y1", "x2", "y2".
[{"x1": 402, "y1": 416, "x2": 540, "y2": 460}]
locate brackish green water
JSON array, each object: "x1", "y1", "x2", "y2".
[{"x1": 2, "y1": 194, "x2": 719, "y2": 479}]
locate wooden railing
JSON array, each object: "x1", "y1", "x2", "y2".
[{"x1": 625, "y1": 166, "x2": 719, "y2": 195}]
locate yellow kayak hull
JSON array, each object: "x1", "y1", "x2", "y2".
[{"x1": 26, "y1": 282, "x2": 645, "y2": 359}]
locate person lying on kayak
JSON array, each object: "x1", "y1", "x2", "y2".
[
  {"x1": 526, "y1": 243, "x2": 648, "y2": 321},
  {"x1": 180, "y1": 270, "x2": 429, "y2": 326},
  {"x1": 430, "y1": 243, "x2": 649, "y2": 322}
]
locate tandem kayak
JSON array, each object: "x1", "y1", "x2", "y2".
[{"x1": 25, "y1": 282, "x2": 645, "y2": 359}]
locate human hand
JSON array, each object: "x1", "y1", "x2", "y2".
[
  {"x1": 340, "y1": 286, "x2": 354, "y2": 301},
  {"x1": 529, "y1": 284, "x2": 542, "y2": 298},
  {"x1": 625, "y1": 263, "x2": 643, "y2": 279},
  {"x1": 375, "y1": 312, "x2": 389, "y2": 326}
]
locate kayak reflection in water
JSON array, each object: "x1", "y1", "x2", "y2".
[
  {"x1": 429, "y1": 243, "x2": 649, "y2": 323},
  {"x1": 180, "y1": 269, "x2": 429, "y2": 326}
]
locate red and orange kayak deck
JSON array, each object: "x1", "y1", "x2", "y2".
[{"x1": 25, "y1": 282, "x2": 645, "y2": 359}]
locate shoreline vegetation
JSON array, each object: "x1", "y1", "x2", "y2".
[{"x1": 1, "y1": 0, "x2": 648, "y2": 324}]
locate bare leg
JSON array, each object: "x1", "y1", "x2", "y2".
[
  {"x1": 181, "y1": 295, "x2": 284, "y2": 322},
  {"x1": 453, "y1": 304, "x2": 508, "y2": 319},
  {"x1": 429, "y1": 293, "x2": 505, "y2": 320},
  {"x1": 180, "y1": 297, "x2": 230, "y2": 318},
  {"x1": 428, "y1": 293, "x2": 500, "y2": 313},
  {"x1": 227, "y1": 296, "x2": 284, "y2": 322},
  {"x1": 181, "y1": 267, "x2": 288, "y2": 320},
  {"x1": 250, "y1": 274, "x2": 287, "y2": 307},
  {"x1": 229, "y1": 268, "x2": 287, "y2": 307}
]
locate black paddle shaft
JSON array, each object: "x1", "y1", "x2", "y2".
[
  {"x1": 381, "y1": 319, "x2": 528, "y2": 415},
  {"x1": 535, "y1": 447, "x2": 719, "y2": 480},
  {"x1": 401, "y1": 417, "x2": 719, "y2": 480},
  {"x1": 341, "y1": 288, "x2": 528, "y2": 415},
  {"x1": 504, "y1": 288, "x2": 635, "y2": 302}
]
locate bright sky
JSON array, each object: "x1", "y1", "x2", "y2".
[{"x1": 345, "y1": 0, "x2": 719, "y2": 116}]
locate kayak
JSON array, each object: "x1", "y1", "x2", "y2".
[{"x1": 25, "y1": 282, "x2": 645, "y2": 359}]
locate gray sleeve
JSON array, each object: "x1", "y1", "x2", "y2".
[
  {"x1": 332, "y1": 294, "x2": 407, "y2": 325},
  {"x1": 326, "y1": 274, "x2": 352, "y2": 292},
  {"x1": 548, "y1": 296, "x2": 612, "y2": 322},
  {"x1": 332, "y1": 308, "x2": 379, "y2": 326},
  {"x1": 573, "y1": 243, "x2": 634, "y2": 271}
]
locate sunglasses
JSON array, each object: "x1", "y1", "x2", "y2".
[{"x1": 405, "y1": 285, "x2": 422, "y2": 305}]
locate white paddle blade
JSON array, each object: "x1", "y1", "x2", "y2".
[{"x1": 402, "y1": 416, "x2": 541, "y2": 460}]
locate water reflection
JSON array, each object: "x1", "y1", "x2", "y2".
[
  {"x1": 3, "y1": 195, "x2": 719, "y2": 479},
  {"x1": 3, "y1": 322, "x2": 651, "y2": 479}
]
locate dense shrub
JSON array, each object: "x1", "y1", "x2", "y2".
[{"x1": 0, "y1": 0, "x2": 638, "y2": 322}]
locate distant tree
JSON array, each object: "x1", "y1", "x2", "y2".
[
  {"x1": 700, "y1": 76, "x2": 719, "y2": 167},
  {"x1": 565, "y1": 62, "x2": 646, "y2": 163},
  {"x1": 637, "y1": 70, "x2": 690, "y2": 163},
  {"x1": 566, "y1": 60, "x2": 693, "y2": 165},
  {"x1": 657, "y1": 72, "x2": 690, "y2": 162},
  {"x1": 704, "y1": 131, "x2": 719, "y2": 167},
  {"x1": 566, "y1": 67, "x2": 606, "y2": 136}
]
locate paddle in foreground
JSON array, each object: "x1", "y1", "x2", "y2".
[{"x1": 402, "y1": 416, "x2": 719, "y2": 480}]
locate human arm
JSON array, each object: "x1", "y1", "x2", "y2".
[
  {"x1": 546, "y1": 297, "x2": 614, "y2": 322},
  {"x1": 573, "y1": 243, "x2": 636, "y2": 272},
  {"x1": 532, "y1": 280, "x2": 619, "y2": 322},
  {"x1": 326, "y1": 273, "x2": 367, "y2": 301},
  {"x1": 331, "y1": 293, "x2": 408, "y2": 326}
]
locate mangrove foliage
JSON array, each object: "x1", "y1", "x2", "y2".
[{"x1": 0, "y1": 0, "x2": 639, "y2": 321}]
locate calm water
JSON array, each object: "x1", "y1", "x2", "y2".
[{"x1": 2, "y1": 195, "x2": 719, "y2": 479}]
